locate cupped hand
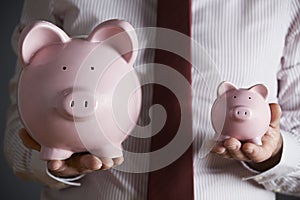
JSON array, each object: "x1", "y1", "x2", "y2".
[
  {"x1": 19, "y1": 128, "x2": 124, "y2": 177},
  {"x1": 211, "y1": 103, "x2": 283, "y2": 171}
]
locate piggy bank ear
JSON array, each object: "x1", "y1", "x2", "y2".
[
  {"x1": 249, "y1": 84, "x2": 268, "y2": 100},
  {"x1": 217, "y1": 81, "x2": 237, "y2": 97},
  {"x1": 88, "y1": 19, "x2": 138, "y2": 65},
  {"x1": 19, "y1": 21, "x2": 70, "y2": 66}
]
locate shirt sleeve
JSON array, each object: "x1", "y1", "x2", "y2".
[
  {"x1": 3, "y1": 0, "x2": 83, "y2": 189},
  {"x1": 242, "y1": 1, "x2": 300, "y2": 196}
]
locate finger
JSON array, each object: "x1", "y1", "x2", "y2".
[
  {"x1": 65, "y1": 153, "x2": 102, "y2": 173},
  {"x1": 79, "y1": 154, "x2": 102, "y2": 171},
  {"x1": 47, "y1": 160, "x2": 72, "y2": 177},
  {"x1": 19, "y1": 128, "x2": 41, "y2": 151},
  {"x1": 216, "y1": 149, "x2": 233, "y2": 160},
  {"x1": 48, "y1": 154, "x2": 102, "y2": 177},
  {"x1": 48, "y1": 160, "x2": 64, "y2": 172},
  {"x1": 100, "y1": 157, "x2": 114, "y2": 170},
  {"x1": 222, "y1": 152, "x2": 233, "y2": 160},
  {"x1": 47, "y1": 160, "x2": 84, "y2": 178},
  {"x1": 211, "y1": 142, "x2": 226, "y2": 154},
  {"x1": 223, "y1": 138, "x2": 250, "y2": 161},
  {"x1": 211, "y1": 142, "x2": 233, "y2": 159},
  {"x1": 112, "y1": 157, "x2": 124, "y2": 166},
  {"x1": 269, "y1": 103, "x2": 281, "y2": 128}
]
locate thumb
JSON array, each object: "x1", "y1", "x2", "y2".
[{"x1": 269, "y1": 103, "x2": 281, "y2": 128}]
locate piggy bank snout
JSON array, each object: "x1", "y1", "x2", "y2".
[
  {"x1": 59, "y1": 91, "x2": 98, "y2": 119},
  {"x1": 231, "y1": 106, "x2": 252, "y2": 121}
]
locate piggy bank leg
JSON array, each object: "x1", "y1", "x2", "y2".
[
  {"x1": 248, "y1": 137, "x2": 262, "y2": 146},
  {"x1": 40, "y1": 146, "x2": 73, "y2": 160},
  {"x1": 93, "y1": 144, "x2": 123, "y2": 158}
]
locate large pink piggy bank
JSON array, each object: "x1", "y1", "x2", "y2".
[
  {"x1": 211, "y1": 81, "x2": 271, "y2": 145},
  {"x1": 17, "y1": 20, "x2": 141, "y2": 160}
]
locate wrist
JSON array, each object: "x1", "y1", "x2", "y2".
[{"x1": 246, "y1": 144, "x2": 283, "y2": 172}]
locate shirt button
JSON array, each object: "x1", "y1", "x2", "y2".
[{"x1": 274, "y1": 188, "x2": 281, "y2": 192}]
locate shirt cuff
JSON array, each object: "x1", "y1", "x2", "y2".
[
  {"x1": 30, "y1": 151, "x2": 85, "y2": 189},
  {"x1": 242, "y1": 130, "x2": 300, "y2": 184}
]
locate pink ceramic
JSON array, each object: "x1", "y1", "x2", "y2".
[
  {"x1": 211, "y1": 81, "x2": 271, "y2": 145},
  {"x1": 17, "y1": 19, "x2": 141, "y2": 160}
]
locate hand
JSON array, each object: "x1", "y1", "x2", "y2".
[
  {"x1": 19, "y1": 128, "x2": 124, "y2": 177},
  {"x1": 211, "y1": 103, "x2": 283, "y2": 171}
]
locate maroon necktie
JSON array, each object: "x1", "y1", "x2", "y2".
[{"x1": 147, "y1": 0, "x2": 194, "y2": 199}]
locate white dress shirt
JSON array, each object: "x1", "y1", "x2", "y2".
[{"x1": 4, "y1": 0, "x2": 300, "y2": 199}]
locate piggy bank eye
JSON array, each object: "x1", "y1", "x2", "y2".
[
  {"x1": 90, "y1": 66, "x2": 95, "y2": 71},
  {"x1": 248, "y1": 96, "x2": 252, "y2": 99},
  {"x1": 233, "y1": 95, "x2": 237, "y2": 99},
  {"x1": 62, "y1": 66, "x2": 67, "y2": 71}
]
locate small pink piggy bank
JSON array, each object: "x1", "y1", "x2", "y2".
[
  {"x1": 17, "y1": 20, "x2": 141, "y2": 160},
  {"x1": 211, "y1": 81, "x2": 271, "y2": 145}
]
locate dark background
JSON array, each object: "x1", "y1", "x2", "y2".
[
  {"x1": 0, "y1": 0, "x2": 42, "y2": 199},
  {"x1": 0, "y1": 1, "x2": 299, "y2": 199}
]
